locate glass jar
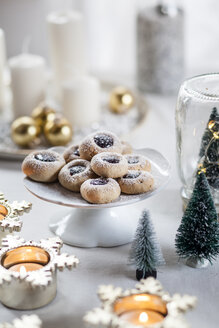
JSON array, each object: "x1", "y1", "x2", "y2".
[{"x1": 176, "y1": 73, "x2": 219, "y2": 211}]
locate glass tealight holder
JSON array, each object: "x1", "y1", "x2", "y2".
[{"x1": 176, "y1": 73, "x2": 219, "y2": 212}]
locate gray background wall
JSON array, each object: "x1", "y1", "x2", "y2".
[{"x1": 0, "y1": 0, "x2": 218, "y2": 79}]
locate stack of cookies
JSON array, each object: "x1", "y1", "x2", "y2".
[{"x1": 22, "y1": 131, "x2": 154, "y2": 204}]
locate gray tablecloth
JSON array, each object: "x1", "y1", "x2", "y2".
[{"x1": 0, "y1": 95, "x2": 218, "y2": 328}]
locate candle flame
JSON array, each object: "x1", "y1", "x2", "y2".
[
  {"x1": 134, "y1": 295, "x2": 150, "y2": 302},
  {"x1": 139, "y1": 312, "x2": 148, "y2": 323},
  {"x1": 20, "y1": 265, "x2": 27, "y2": 275}
]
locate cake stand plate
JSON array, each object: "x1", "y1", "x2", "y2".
[{"x1": 24, "y1": 148, "x2": 170, "y2": 247}]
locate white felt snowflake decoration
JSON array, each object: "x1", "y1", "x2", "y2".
[
  {"x1": 98, "y1": 285, "x2": 123, "y2": 303},
  {"x1": 0, "y1": 315, "x2": 42, "y2": 328},
  {"x1": 0, "y1": 192, "x2": 32, "y2": 233},
  {"x1": 167, "y1": 294, "x2": 197, "y2": 316},
  {"x1": 0, "y1": 235, "x2": 79, "y2": 288},
  {"x1": 54, "y1": 253, "x2": 79, "y2": 270},
  {"x1": 84, "y1": 308, "x2": 113, "y2": 326},
  {"x1": 1, "y1": 235, "x2": 25, "y2": 249},
  {"x1": 39, "y1": 236, "x2": 63, "y2": 253},
  {"x1": 84, "y1": 278, "x2": 197, "y2": 328},
  {"x1": 134, "y1": 277, "x2": 165, "y2": 296}
]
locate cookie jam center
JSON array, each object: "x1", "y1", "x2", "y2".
[
  {"x1": 103, "y1": 156, "x2": 120, "y2": 164},
  {"x1": 128, "y1": 156, "x2": 139, "y2": 164},
  {"x1": 69, "y1": 165, "x2": 86, "y2": 176},
  {"x1": 35, "y1": 153, "x2": 56, "y2": 162},
  {"x1": 123, "y1": 172, "x2": 141, "y2": 179},
  {"x1": 90, "y1": 178, "x2": 109, "y2": 185},
  {"x1": 94, "y1": 134, "x2": 114, "y2": 148}
]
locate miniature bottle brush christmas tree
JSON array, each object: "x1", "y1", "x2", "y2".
[
  {"x1": 129, "y1": 210, "x2": 165, "y2": 280},
  {"x1": 175, "y1": 172, "x2": 219, "y2": 268}
]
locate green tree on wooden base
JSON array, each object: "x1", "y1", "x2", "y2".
[
  {"x1": 175, "y1": 172, "x2": 219, "y2": 267},
  {"x1": 129, "y1": 210, "x2": 165, "y2": 280}
]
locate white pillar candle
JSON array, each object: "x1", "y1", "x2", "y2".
[
  {"x1": 9, "y1": 53, "x2": 46, "y2": 118},
  {"x1": 62, "y1": 76, "x2": 100, "y2": 127},
  {"x1": 80, "y1": 0, "x2": 137, "y2": 81},
  {"x1": 47, "y1": 10, "x2": 86, "y2": 84},
  {"x1": 0, "y1": 29, "x2": 6, "y2": 112}
]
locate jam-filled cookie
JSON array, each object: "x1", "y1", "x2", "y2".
[
  {"x1": 125, "y1": 154, "x2": 151, "y2": 171},
  {"x1": 22, "y1": 150, "x2": 65, "y2": 182},
  {"x1": 63, "y1": 144, "x2": 80, "y2": 163},
  {"x1": 58, "y1": 159, "x2": 96, "y2": 192},
  {"x1": 80, "y1": 178, "x2": 121, "y2": 204},
  {"x1": 121, "y1": 141, "x2": 132, "y2": 154},
  {"x1": 91, "y1": 152, "x2": 128, "y2": 178},
  {"x1": 118, "y1": 170, "x2": 154, "y2": 194},
  {"x1": 79, "y1": 130, "x2": 122, "y2": 161}
]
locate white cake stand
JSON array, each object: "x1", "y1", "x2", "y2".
[{"x1": 24, "y1": 148, "x2": 170, "y2": 247}]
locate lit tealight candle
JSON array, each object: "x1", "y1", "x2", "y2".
[
  {"x1": 0, "y1": 236, "x2": 79, "y2": 310},
  {"x1": 119, "y1": 310, "x2": 164, "y2": 326},
  {"x1": 9, "y1": 53, "x2": 46, "y2": 118},
  {"x1": 8, "y1": 263, "x2": 43, "y2": 272},
  {"x1": 84, "y1": 279, "x2": 197, "y2": 328}
]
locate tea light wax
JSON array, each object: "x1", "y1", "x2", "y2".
[
  {"x1": 9, "y1": 263, "x2": 44, "y2": 272},
  {"x1": 62, "y1": 75, "x2": 100, "y2": 127},
  {"x1": 119, "y1": 309, "x2": 165, "y2": 326},
  {"x1": 114, "y1": 294, "x2": 167, "y2": 326},
  {"x1": 114, "y1": 294, "x2": 167, "y2": 315},
  {"x1": 9, "y1": 53, "x2": 46, "y2": 118}
]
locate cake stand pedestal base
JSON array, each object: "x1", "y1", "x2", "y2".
[{"x1": 49, "y1": 205, "x2": 140, "y2": 247}]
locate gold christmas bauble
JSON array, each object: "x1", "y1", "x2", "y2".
[
  {"x1": 11, "y1": 116, "x2": 40, "y2": 147},
  {"x1": 109, "y1": 86, "x2": 134, "y2": 114},
  {"x1": 44, "y1": 116, "x2": 73, "y2": 146},
  {"x1": 32, "y1": 105, "x2": 56, "y2": 129}
]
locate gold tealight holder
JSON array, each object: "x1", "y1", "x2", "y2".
[
  {"x1": 0, "y1": 192, "x2": 32, "y2": 241},
  {"x1": 0, "y1": 315, "x2": 42, "y2": 328},
  {"x1": 0, "y1": 235, "x2": 79, "y2": 310},
  {"x1": 84, "y1": 278, "x2": 197, "y2": 328}
]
